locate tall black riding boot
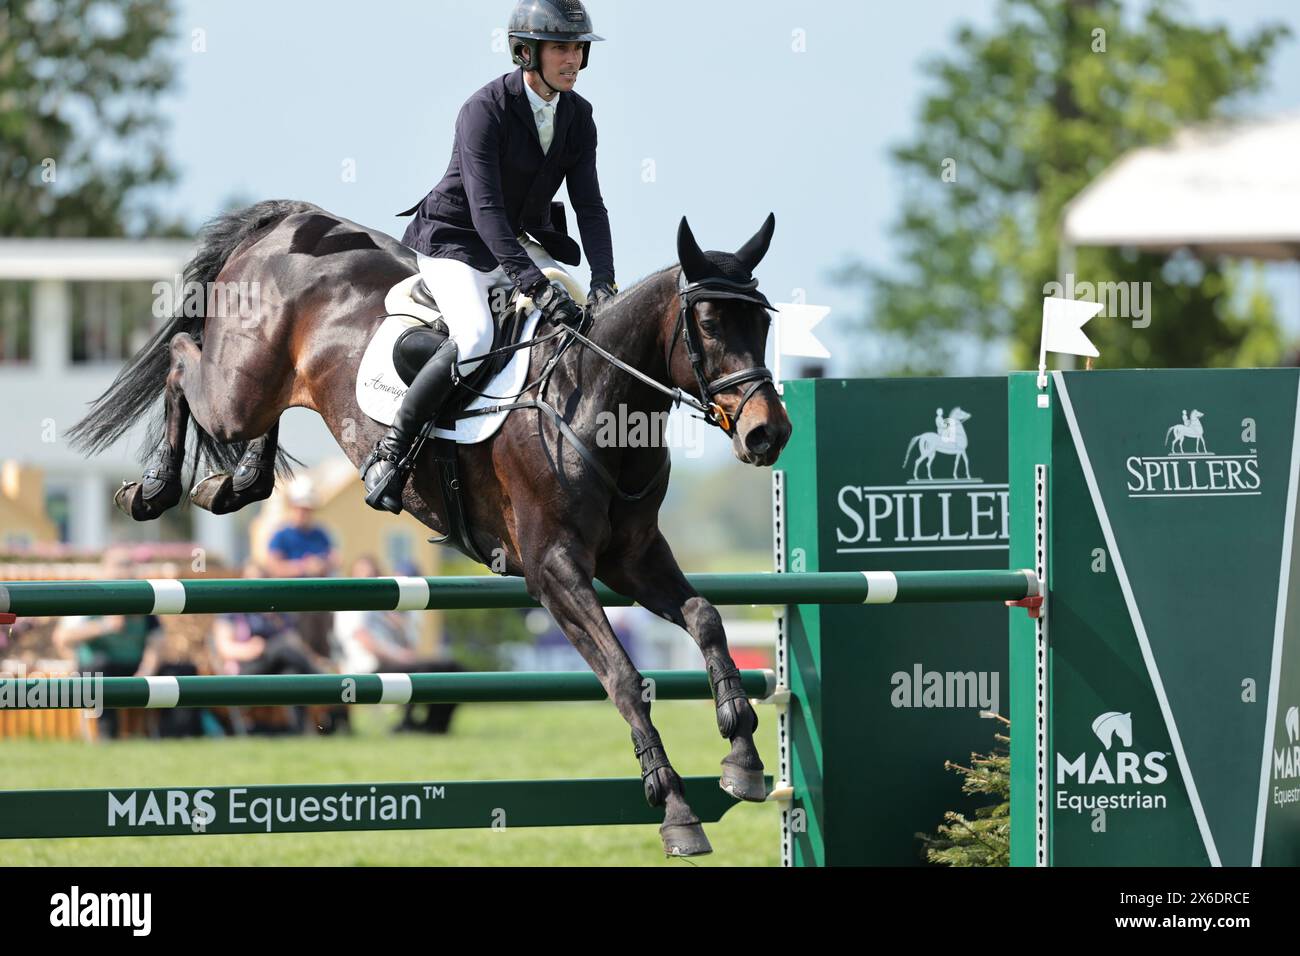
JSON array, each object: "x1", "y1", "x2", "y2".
[{"x1": 360, "y1": 336, "x2": 459, "y2": 514}]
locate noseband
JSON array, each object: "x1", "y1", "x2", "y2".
[{"x1": 668, "y1": 271, "x2": 776, "y2": 435}]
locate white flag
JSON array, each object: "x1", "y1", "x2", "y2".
[
  {"x1": 1041, "y1": 296, "x2": 1100, "y2": 358},
  {"x1": 773, "y1": 303, "x2": 831, "y2": 359}
]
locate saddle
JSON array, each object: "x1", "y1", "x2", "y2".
[{"x1": 381, "y1": 266, "x2": 587, "y2": 567}]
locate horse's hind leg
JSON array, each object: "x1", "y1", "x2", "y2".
[
  {"x1": 113, "y1": 338, "x2": 195, "y2": 520},
  {"x1": 526, "y1": 540, "x2": 713, "y2": 857},
  {"x1": 598, "y1": 532, "x2": 766, "y2": 804},
  {"x1": 190, "y1": 420, "x2": 280, "y2": 514}
]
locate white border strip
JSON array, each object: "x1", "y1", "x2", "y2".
[
  {"x1": 1054, "y1": 371, "x2": 1221, "y2": 866},
  {"x1": 392, "y1": 577, "x2": 430, "y2": 611},
  {"x1": 147, "y1": 579, "x2": 187, "y2": 615},
  {"x1": 861, "y1": 570, "x2": 898, "y2": 604},
  {"x1": 377, "y1": 673, "x2": 413, "y2": 704},
  {"x1": 144, "y1": 676, "x2": 180, "y2": 708},
  {"x1": 1253, "y1": 376, "x2": 1300, "y2": 864}
]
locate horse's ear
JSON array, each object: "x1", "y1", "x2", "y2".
[
  {"x1": 735, "y1": 212, "x2": 776, "y2": 273},
  {"x1": 677, "y1": 217, "x2": 713, "y2": 282}
]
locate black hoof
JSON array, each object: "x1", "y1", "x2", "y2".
[
  {"x1": 719, "y1": 760, "x2": 767, "y2": 802},
  {"x1": 661, "y1": 822, "x2": 712, "y2": 857}
]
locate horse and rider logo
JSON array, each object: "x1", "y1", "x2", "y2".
[
  {"x1": 1165, "y1": 409, "x2": 1210, "y2": 455},
  {"x1": 902, "y1": 407, "x2": 978, "y2": 482}
]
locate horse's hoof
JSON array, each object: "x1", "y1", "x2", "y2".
[
  {"x1": 719, "y1": 761, "x2": 767, "y2": 802},
  {"x1": 189, "y1": 472, "x2": 235, "y2": 513},
  {"x1": 661, "y1": 822, "x2": 712, "y2": 857},
  {"x1": 113, "y1": 480, "x2": 171, "y2": 521}
]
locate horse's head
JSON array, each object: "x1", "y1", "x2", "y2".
[{"x1": 671, "y1": 214, "x2": 792, "y2": 466}]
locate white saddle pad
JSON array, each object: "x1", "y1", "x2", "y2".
[{"x1": 355, "y1": 270, "x2": 576, "y2": 444}]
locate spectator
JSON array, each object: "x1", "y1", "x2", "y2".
[
  {"x1": 264, "y1": 477, "x2": 338, "y2": 578},
  {"x1": 212, "y1": 563, "x2": 323, "y2": 734},
  {"x1": 52, "y1": 548, "x2": 160, "y2": 739},
  {"x1": 264, "y1": 477, "x2": 338, "y2": 660},
  {"x1": 335, "y1": 555, "x2": 464, "y2": 733},
  {"x1": 212, "y1": 564, "x2": 321, "y2": 678}
]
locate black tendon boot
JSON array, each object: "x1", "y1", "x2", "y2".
[{"x1": 361, "y1": 336, "x2": 459, "y2": 514}]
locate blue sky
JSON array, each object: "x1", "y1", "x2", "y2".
[{"x1": 157, "y1": 0, "x2": 1300, "y2": 377}]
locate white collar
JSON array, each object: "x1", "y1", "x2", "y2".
[{"x1": 522, "y1": 76, "x2": 559, "y2": 113}]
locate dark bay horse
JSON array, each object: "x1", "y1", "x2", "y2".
[{"x1": 67, "y1": 200, "x2": 792, "y2": 855}]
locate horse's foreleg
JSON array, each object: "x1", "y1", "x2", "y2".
[
  {"x1": 526, "y1": 541, "x2": 713, "y2": 857},
  {"x1": 598, "y1": 532, "x2": 766, "y2": 803}
]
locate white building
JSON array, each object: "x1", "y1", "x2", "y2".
[{"x1": 0, "y1": 239, "x2": 345, "y2": 564}]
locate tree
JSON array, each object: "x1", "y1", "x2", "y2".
[
  {"x1": 835, "y1": 0, "x2": 1291, "y2": 374},
  {"x1": 0, "y1": 0, "x2": 180, "y2": 237},
  {"x1": 922, "y1": 716, "x2": 1011, "y2": 866}
]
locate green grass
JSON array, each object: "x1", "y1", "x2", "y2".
[{"x1": 0, "y1": 700, "x2": 781, "y2": 866}]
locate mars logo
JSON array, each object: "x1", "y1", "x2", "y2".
[
  {"x1": 1276, "y1": 705, "x2": 1300, "y2": 782},
  {"x1": 835, "y1": 405, "x2": 1008, "y2": 555},
  {"x1": 1125, "y1": 408, "x2": 1260, "y2": 498},
  {"x1": 1057, "y1": 711, "x2": 1169, "y2": 786}
]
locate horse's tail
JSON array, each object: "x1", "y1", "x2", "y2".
[
  {"x1": 1164, "y1": 425, "x2": 1176, "y2": 448},
  {"x1": 902, "y1": 435, "x2": 920, "y2": 468},
  {"x1": 66, "y1": 200, "x2": 315, "y2": 479}
]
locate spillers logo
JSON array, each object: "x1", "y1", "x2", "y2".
[
  {"x1": 1055, "y1": 711, "x2": 1170, "y2": 814},
  {"x1": 835, "y1": 405, "x2": 1008, "y2": 555},
  {"x1": 1274, "y1": 706, "x2": 1300, "y2": 809},
  {"x1": 1126, "y1": 408, "x2": 1261, "y2": 498}
]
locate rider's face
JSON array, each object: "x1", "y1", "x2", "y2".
[{"x1": 538, "y1": 40, "x2": 584, "y2": 92}]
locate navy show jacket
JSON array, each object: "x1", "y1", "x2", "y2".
[{"x1": 399, "y1": 67, "x2": 615, "y2": 294}]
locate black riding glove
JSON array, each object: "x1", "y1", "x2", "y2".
[
  {"x1": 531, "y1": 281, "x2": 585, "y2": 329},
  {"x1": 587, "y1": 280, "x2": 618, "y2": 311}
]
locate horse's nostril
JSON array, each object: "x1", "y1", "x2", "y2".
[{"x1": 745, "y1": 425, "x2": 772, "y2": 455}]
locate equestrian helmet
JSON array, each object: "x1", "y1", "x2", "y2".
[{"x1": 508, "y1": 0, "x2": 603, "y2": 71}]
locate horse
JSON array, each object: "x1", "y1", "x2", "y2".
[
  {"x1": 1165, "y1": 409, "x2": 1207, "y2": 455},
  {"x1": 66, "y1": 200, "x2": 793, "y2": 856}
]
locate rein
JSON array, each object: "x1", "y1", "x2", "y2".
[{"x1": 404, "y1": 270, "x2": 776, "y2": 503}]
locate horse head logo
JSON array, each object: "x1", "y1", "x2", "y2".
[
  {"x1": 1286, "y1": 705, "x2": 1299, "y2": 745},
  {"x1": 1091, "y1": 711, "x2": 1133, "y2": 750}
]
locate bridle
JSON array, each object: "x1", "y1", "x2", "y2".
[{"x1": 666, "y1": 270, "x2": 777, "y2": 436}]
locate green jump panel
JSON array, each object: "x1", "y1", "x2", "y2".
[
  {"x1": 1010, "y1": 370, "x2": 1300, "y2": 867},
  {"x1": 778, "y1": 377, "x2": 1014, "y2": 866},
  {"x1": 0, "y1": 776, "x2": 766, "y2": 839}
]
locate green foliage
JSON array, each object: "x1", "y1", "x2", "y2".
[
  {"x1": 0, "y1": 0, "x2": 183, "y2": 237},
  {"x1": 923, "y1": 718, "x2": 1010, "y2": 866},
  {"x1": 835, "y1": 0, "x2": 1291, "y2": 374}
]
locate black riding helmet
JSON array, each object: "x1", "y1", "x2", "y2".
[{"x1": 508, "y1": 0, "x2": 604, "y2": 72}]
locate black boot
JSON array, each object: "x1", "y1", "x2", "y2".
[{"x1": 360, "y1": 335, "x2": 459, "y2": 514}]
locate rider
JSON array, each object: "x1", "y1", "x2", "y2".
[{"x1": 361, "y1": 0, "x2": 618, "y2": 514}]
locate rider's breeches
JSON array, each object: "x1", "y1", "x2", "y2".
[{"x1": 415, "y1": 236, "x2": 563, "y2": 376}]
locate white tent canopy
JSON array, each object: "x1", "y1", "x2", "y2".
[{"x1": 1062, "y1": 114, "x2": 1300, "y2": 261}]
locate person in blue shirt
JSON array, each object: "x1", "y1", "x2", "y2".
[
  {"x1": 265, "y1": 479, "x2": 338, "y2": 579},
  {"x1": 265, "y1": 479, "x2": 339, "y2": 661}
]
